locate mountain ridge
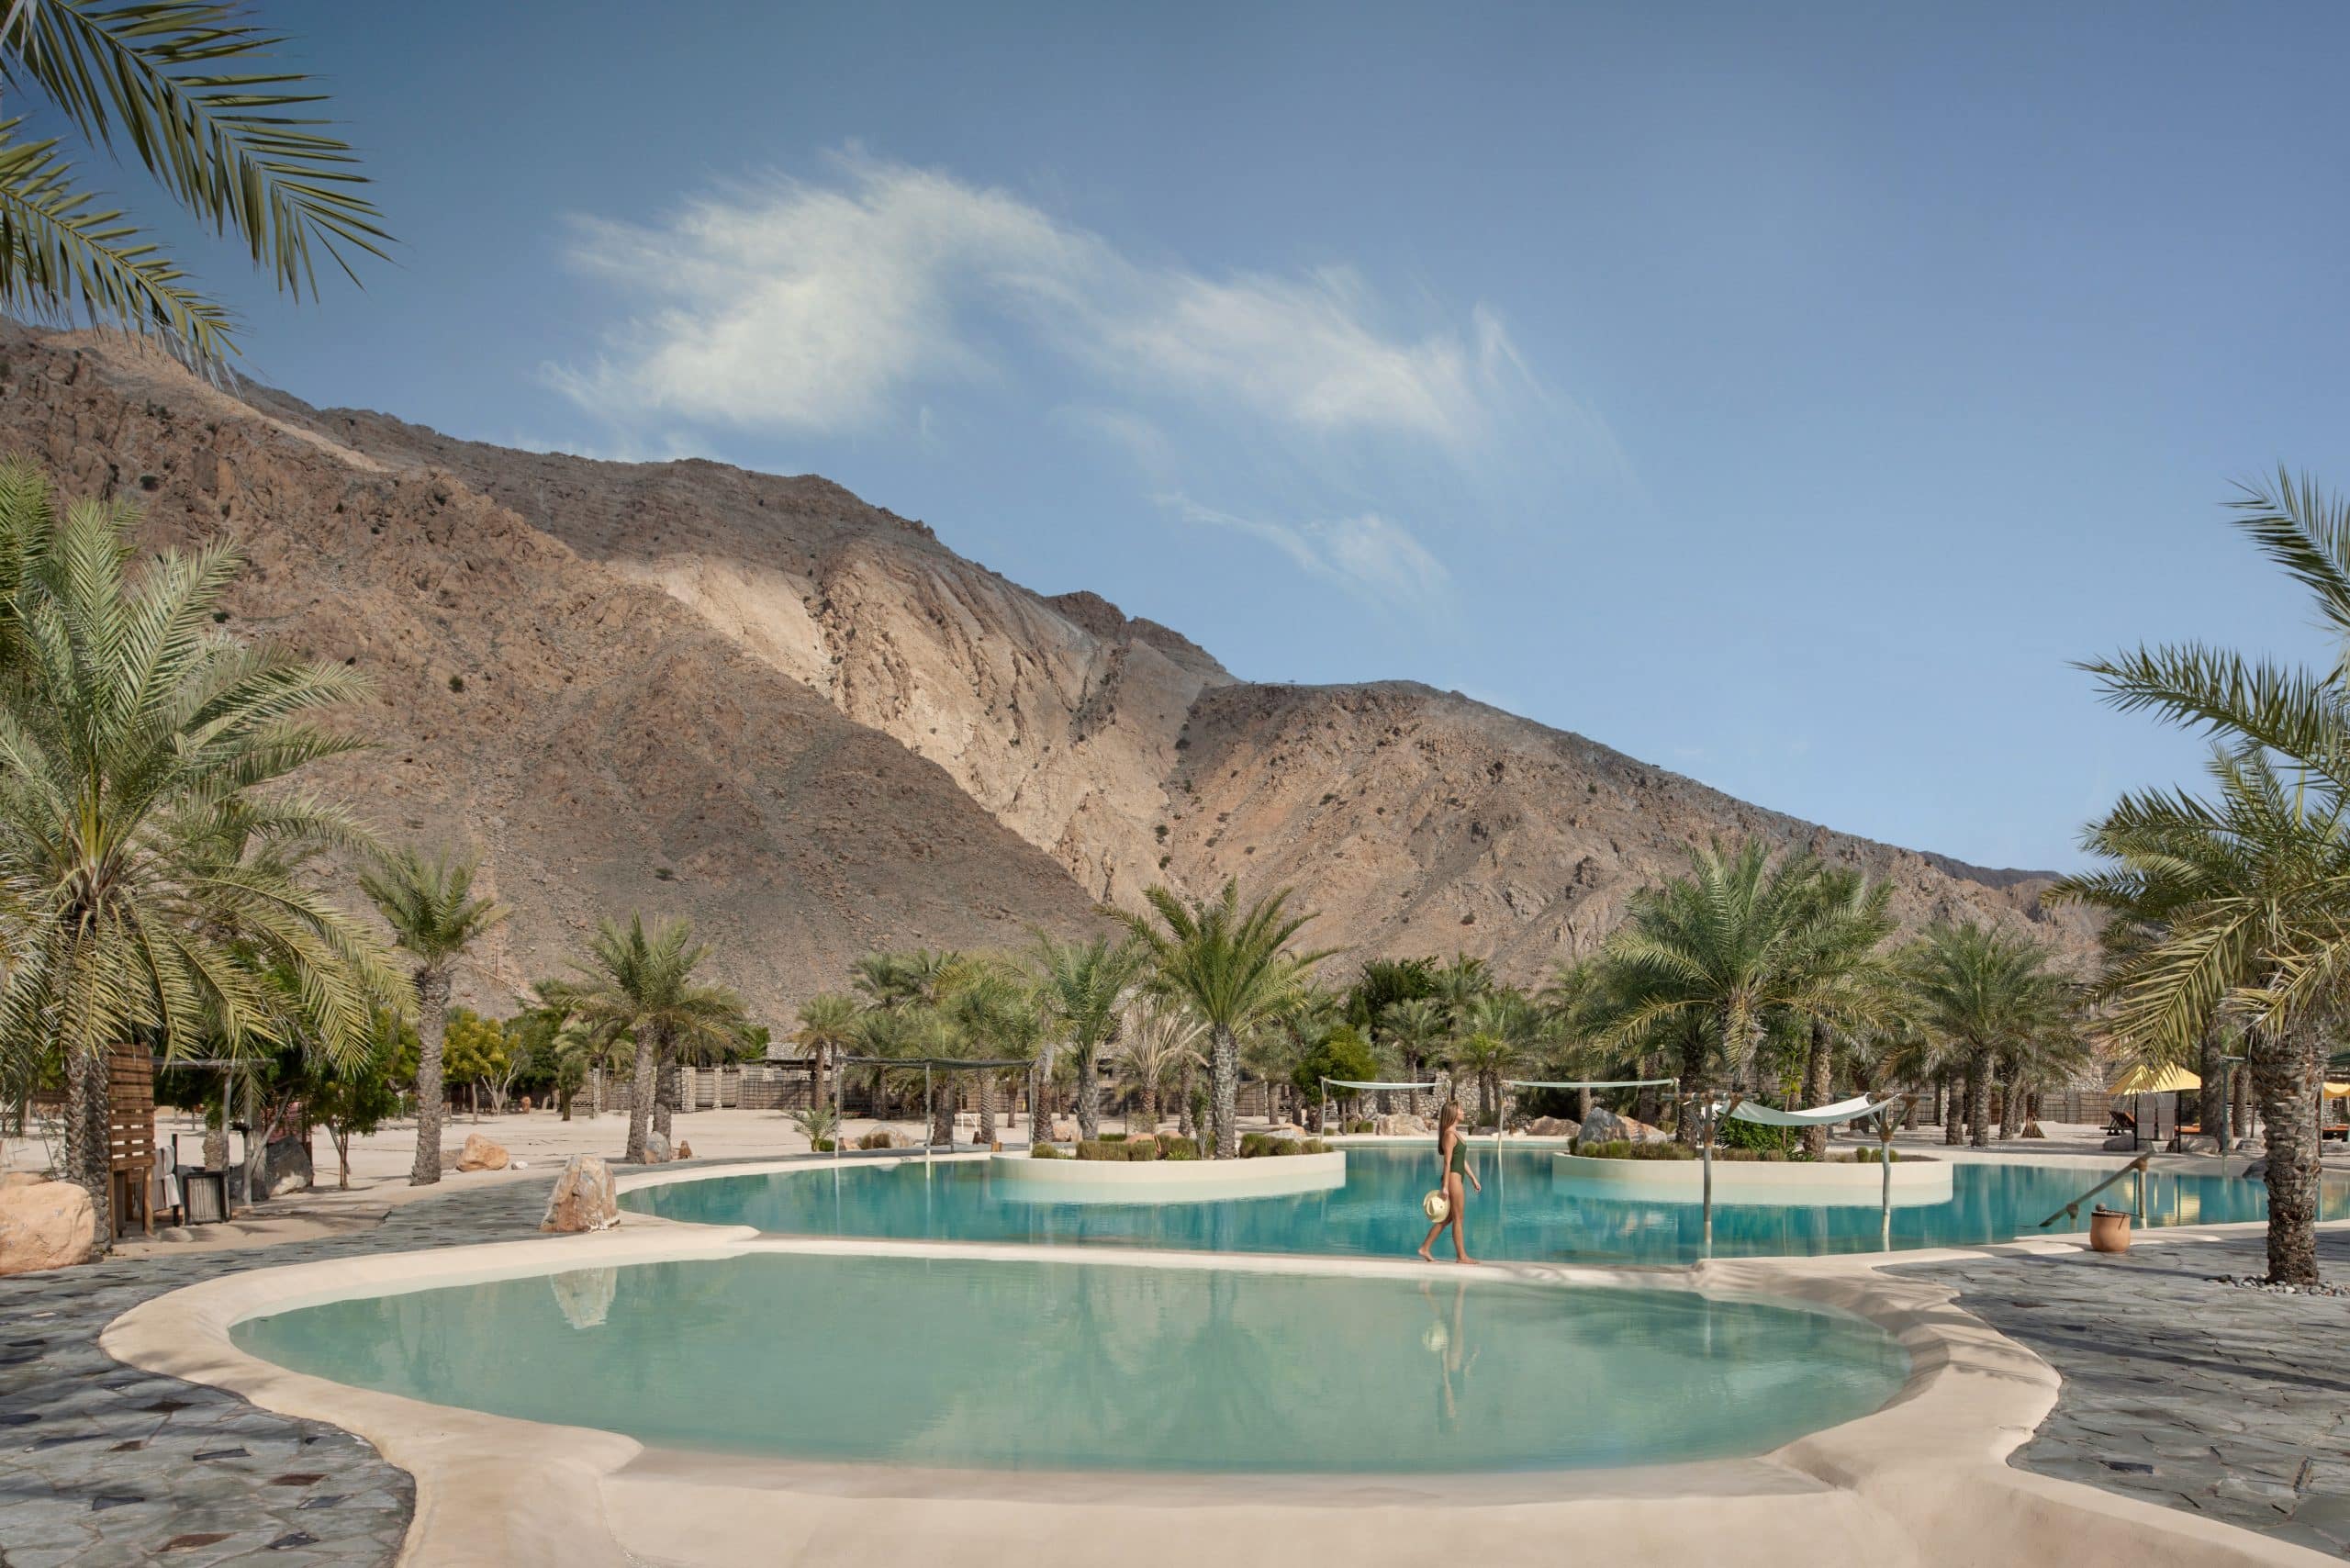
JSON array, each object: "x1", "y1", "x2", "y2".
[{"x1": 0, "y1": 326, "x2": 2097, "y2": 1020}]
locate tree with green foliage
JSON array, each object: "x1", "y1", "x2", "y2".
[
  {"x1": 1587, "y1": 841, "x2": 1892, "y2": 1143},
  {"x1": 792, "y1": 991, "x2": 860, "y2": 1127},
  {"x1": 1026, "y1": 934, "x2": 1145, "y2": 1142},
  {"x1": 1292, "y1": 1022, "x2": 1379, "y2": 1129},
  {"x1": 360, "y1": 846, "x2": 505, "y2": 1185},
  {"x1": 554, "y1": 914, "x2": 746, "y2": 1162},
  {"x1": 440, "y1": 1006, "x2": 509, "y2": 1120},
  {"x1": 0, "y1": 465, "x2": 400, "y2": 1240},
  {"x1": 309, "y1": 1012, "x2": 408, "y2": 1189},
  {"x1": 0, "y1": 1, "x2": 391, "y2": 378},
  {"x1": 1124, "y1": 880, "x2": 1329, "y2": 1159},
  {"x1": 1450, "y1": 991, "x2": 1542, "y2": 1129},
  {"x1": 1377, "y1": 996, "x2": 1446, "y2": 1114},
  {"x1": 1902, "y1": 922, "x2": 2076, "y2": 1149},
  {"x1": 1112, "y1": 995, "x2": 1203, "y2": 1134}
]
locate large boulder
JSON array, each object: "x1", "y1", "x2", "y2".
[
  {"x1": 456, "y1": 1134, "x2": 510, "y2": 1172},
  {"x1": 263, "y1": 1137, "x2": 312, "y2": 1198},
  {"x1": 541, "y1": 1154, "x2": 620, "y2": 1234},
  {"x1": 0, "y1": 1179, "x2": 97, "y2": 1276},
  {"x1": 1577, "y1": 1106, "x2": 1669, "y2": 1146},
  {"x1": 643, "y1": 1130, "x2": 674, "y2": 1164},
  {"x1": 1523, "y1": 1116, "x2": 1581, "y2": 1138},
  {"x1": 1374, "y1": 1113, "x2": 1430, "y2": 1137}
]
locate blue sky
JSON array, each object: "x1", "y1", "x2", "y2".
[{"x1": 105, "y1": 1, "x2": 2350, "y2": 872}]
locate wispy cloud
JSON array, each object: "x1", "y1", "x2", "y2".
[
  {"x1": 1164, "y1": 496, "x2": 1450, "y2": 615},
  {"x1": 547, "y1": 153, "x2": 1521, "y2": 450}
]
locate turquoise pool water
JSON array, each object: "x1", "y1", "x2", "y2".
[
  {"x1": 231, "y1": 1252, "x2": 1908, "y2": 1473},
  {"x1": 623, "y1": 1146, "x2": 2350, "y2": 1265}
]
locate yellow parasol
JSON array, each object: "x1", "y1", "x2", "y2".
[{"x1": 2109, "y1": 1064, "x2": 2200, "y2": 1095}]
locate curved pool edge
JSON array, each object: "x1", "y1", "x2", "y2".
[
  {"x1": 983, "y1": 1148, "x2": 1346, "y2": 1202},
  {"x1": 99, "y1": 1213, "x2": 2333, "y2": 1568},
  {"x1": 1554, "y1": 1149, "x2": 1957, "y2": 1206}
]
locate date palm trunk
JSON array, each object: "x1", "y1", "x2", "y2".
[
  {"x1": 1942, "y1": 1071, "x2": 1964, "y2": 1145},
  {"x1": 1965, "y1": 1054, "x2": 1991, "y2": 1148},
  {"x1": 625, "y1": 1029, "x2": 656, "y2": 1162},
  {"x1": 62, "y1": 1046, "x2": 113, "y2": 1249},
  {"x1": 655, "y1": 1042, "x2": 677, "y2": 1141},
  {"x1": 1801, "y1": 1020, "x2": 1832, "y2": 1159},
  {"x1": 2252, "y1": 1029, "x2": 2322, "y2": 1286},
  {"x1": 1210, "y1": 1024, "x2": 1238, "y2": 1159},
  {"x1": 978, "y1": 1071, "x2": 996, "y2": 1145},
  {"x1": 408, "y1": 967, "x2": 452, "y2": 1185},
  {"x1": 1076, "y1": 1047, "x2": 1102, "y2": 1141}
]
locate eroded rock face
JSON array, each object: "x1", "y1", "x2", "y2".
[
  {"x1": 0, "y1": 324, "x2": 2101, "y2": 1023},
  {"x1": 456, "y1": 1134, "x2": 509, "y2": 1172},
  {"x1": 0, "y1": 1180, "x2": 97, "y2": 1276},
  {"x1": 540, "y1": 1154, "x2": 619, "y2": 1233},
  {"x1": 1522, "y1": 1116, "x2": 1581, "y2": 1137}
]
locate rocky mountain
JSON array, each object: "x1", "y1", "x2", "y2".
[{"x1": 0, "y1": 326, "x2": 2095, "y2": 1021}]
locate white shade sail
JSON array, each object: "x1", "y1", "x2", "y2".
[{"x1": 1725, "y1": 1094, "x2": 1903, "y2": 1128}]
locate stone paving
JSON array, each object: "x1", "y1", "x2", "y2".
[
  {"x1": 1901, "y1": 1230, "x2": 2350, "y2": 1560},
  {"x1": 0, "y1": 1173, "x2": 569, "y2": 1568}
]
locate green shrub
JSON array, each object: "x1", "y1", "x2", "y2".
[
  {"x1": 1716, "y1": 1115, "x2": 1796, "y2": 1156},
  {"x1": 1031, "y1": 1140, "x2": 1069, "y2": 1159},
  {"x1": 1128, "y1": 1137, "x2": 1159, "y2": 1162},
  {"x1": 1100, "y1": 1131, "x2": 1129, "y2": 1142},
  {"x1": 1158, "y1": 1136, "x2": 1200, "y2": 1160},
  {"x1": 858, "y1": 1129, "x2": 895, "y2": 1150},
  {"x1": 1239, "y1": 1133, "x2": 1331, "y2": 1158},
  {"x1": 1345, "y1": 1118, "x2": 1375, "y2": 1135},
  {"x1": 810, "y1": 1137, "x2": 836, "y2": 1152},
  {"x1": 1845, "y1": 1147, "x2": 1902, "y2": 1163}
]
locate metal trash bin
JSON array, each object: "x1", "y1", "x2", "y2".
[{"x1": 178, "y1": 1167, "x2": 228, "y2": 1226}]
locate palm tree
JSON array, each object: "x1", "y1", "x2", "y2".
[
  {"x1": 1450, "y1": 991, "x2": 1539, "y2": 1129},
  {"x1": 1379, "y1": 997, "x2": 1445, "y2": 1115},
  {"x1": 1112, "y1": 996, "x2": 1204, "y2": 1135},
  {"x1": 1123, "y1": 881, "x2": 1329, "y2": 1159},
  {"x1": 0, "y1": 2, "x2": 390, "y2": 377},
  {"x1": 360, "y1": 846, "x2": 505, "y2": 1185},
  {"x1": 0, "y1": 470, "x2": 401, "y2": 1237},
  {"x1": 1026, "y1": 934, "x2": 1145, "y2": 1142},
  {"x1": 791, "y1": 992, "x2": 859, "y2": 1128},
  {"x1": 2046, "y1": 471, "x2": 2350, "y2": 1285},
  {"x1": 1589, "y1": 840, "x2": 1889, "y2": 1142},
  {"x1": 558, "y1": 914, "x2": 746, "y2": 1163},
  {"x1": 939, "y1": 959, "x2": 1036, "y2": 1145},
  {"x1": 1902, "y1": 922, "x2": 2075, "y2": 1149}
]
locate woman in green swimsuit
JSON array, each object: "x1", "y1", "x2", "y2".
[{"x1": 1417, "y1": 1100, "x2": 1483, "y2": 1264}]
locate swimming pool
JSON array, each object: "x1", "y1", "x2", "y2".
[
  {"x1": 622, "y1": 1146, "x2": 2350, "y2": 1265},
  {"x1": 229, "y1": 1250, "x2": 1908, "y2": 1473}
]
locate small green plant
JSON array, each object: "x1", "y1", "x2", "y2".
[
  {"x1": 1031, "y1": 1140, "x2": 1069, "y2": 1159},
  {"x1": 1156, "y1": 1134, "x2": 1200, "y2": 1160},
  {"x1": 810, "y1": 1137, "x2": 836, "y2": 1152},
  {"x1": 1345, "y1": 1118, "x2": 1375, "y2": 1135},
  {"x1": 1099, "y1": 1131, "x2": 1128, "y2": 1142},
  {"x1": 789, "y1": 1105, "x2": 840, "y2": 1147},
  {"x1": 447, "y1": 673, "x2": 465, "y2": 693}
]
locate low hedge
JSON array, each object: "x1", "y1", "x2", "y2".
[
  {"x1": 1572, "y1": 1139, "x2": 1908, "y2": 1165},
  {"x1": 1076, "y1": 1137, "x2": 1162, "y2": 1161},
  {"x1": 1239, "y1": 1133, "x2": 1332, "y2": 1158},
  {"x1": 1030, "y1": 1140, "x2": 1069, "y2": 1159}
]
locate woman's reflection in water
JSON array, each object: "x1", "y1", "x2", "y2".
[{"x1": 1420, "y1": 1279, "x2": 1480, "y2": 1438}]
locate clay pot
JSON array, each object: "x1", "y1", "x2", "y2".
[{"x1": 2089, "y1": 1205, "x2": 2133, "y2": 1254}]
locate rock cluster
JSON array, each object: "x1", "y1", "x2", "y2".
[
  {"x1": 1521, "y1": 1115, "x2": 1581, "y2": 1137},
  {"x1": 1577, "y1": 1106, "x2": 1668, "y2": 1144}
]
